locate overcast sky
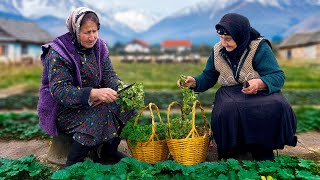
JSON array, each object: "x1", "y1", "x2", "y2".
[{"x1": 82, "y1": 0, "x2": 204, "y2": 17}]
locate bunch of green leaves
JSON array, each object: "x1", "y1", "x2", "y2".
[
  {"x1": 179, "y1": 75, "x2": 198, "y2": 118},
  {"x1": 0, "y1": 112, "x2": 49, "y2": 140},
  {"x1": 120, "y1": 117, "x2": 168, "y2": 147},
  {"x1": 167, "y1": 117, "x2": 192, "y2": 139},
  {"x1": 165, "y1": 75, "x2": 199, "y2": 139},
  {"x1": 0, "y1": 155, "x2": 53, "y2": 179},
  {"x1": 117, "y1": 81, "x2": 145, "y2": 112}
]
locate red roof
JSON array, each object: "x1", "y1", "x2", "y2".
[
  {"x1": 161, "y1": 40, "x2": 192, "y2": 47},
  {"x1": 129, "y1": 39, "x2": 149, "y2": 47}
]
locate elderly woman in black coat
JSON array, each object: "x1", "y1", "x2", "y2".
[{"x1": 178, "y1": 13, "x2": 297, "y2": 161}]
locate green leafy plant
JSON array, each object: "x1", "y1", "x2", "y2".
[
  {"x1": 179, "y1": 75, "x2": 197, "y2": 118},
  {"x1": 120, "y1": 103, "x2": 168, "y2": 147},
  {"x1": 168, "y1": 117, "x2": 192, "y2": 139},
  {"x1": 0, "y1": 112, "x2": 49, "y2": 140},
  {"x1": 116, "y1": 80, "x2": 145, "y2": 111},
  {"x1": 50, "y1": 155, "x2": 320, "y2": 179},
  {"x1": 167, "y1": 75, "x2": 206, "y2": 139},
  {"x1": 121, "y1": 117, "x2": 168, "y2": 148},
  {"x1": 0, "y1": 155, "x2": 53, "y2": 179},
  {"x1": 1, "y1": 155, "x2": 319, "y2": 179}
]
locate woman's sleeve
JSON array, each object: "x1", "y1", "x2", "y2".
[
  {"x1": 99, "y1": 56, "x2": 120, "y2": 90},
  {"x1": 47, "y1": 49, "x2": 92, "y2": 108},
  {"x1": 253, "y1": 41, "x2": 285, "y2": 94},
  {"x1": 194, "y1": 51, "x2": 219, "y2": 92}
]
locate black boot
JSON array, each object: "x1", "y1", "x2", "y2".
[
  {"x1": 250, "y1": 145, "x2": 275, "y2": 161},
  {"x1": 65, "y1": 141, "x2": 93, "y2": 167},
  {"x1": 99, "y1": 137, "x2": 127, "y2": 164}
]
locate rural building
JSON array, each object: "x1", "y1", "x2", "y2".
[
  {"x1": 0, "y1": 18, "x2": 53, "y2": 64},
  {"x1": 160, "y1": 40, "x2": 192, "y2": 53},
  {"x1": 278, "y1": 30, "x2": 320, "y2": 60},
  {"x1": 124, "y1": 39, "x2": 150, "y2": 53}
]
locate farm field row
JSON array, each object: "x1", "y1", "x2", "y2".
[{"x1": 1, "y1": 57, "x2": 320, "y2": 90}]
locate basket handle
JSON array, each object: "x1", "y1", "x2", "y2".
[
  {"x1": 186, "y1": 100, "x2": 208, "y2": 138},
  {"x1": 167, "y1": 101, "x2": 182, "y2": 139},
  {"x1": 134, "y1": 102, "x2": 162, "y2": 142}
]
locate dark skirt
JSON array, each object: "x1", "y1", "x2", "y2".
[
  {"x1": 211, "y1": 85, "x2": 297, "y2": 153},
  {"x1": 57, "y1": 102, "x2": 136, "y2": 147}
]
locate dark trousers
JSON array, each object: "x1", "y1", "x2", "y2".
[
  {"x1": 65, "y1": 116, "x2": 125, "y2": 167},
  {"x1": 65, "y1": 137, "x2": 122, "y2": 167}
]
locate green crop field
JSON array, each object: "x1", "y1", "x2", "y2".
[{"x1": 1, "y1": 56, "x2": 320, "y2": 90}]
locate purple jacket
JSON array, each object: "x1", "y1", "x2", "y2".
[{"x1": 37, "y1": 33, "x2": 109, "y2": 136}]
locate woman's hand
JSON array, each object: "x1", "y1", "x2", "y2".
[
  {"x1": 177, "y1": 76, "x2": 196, "y2": 88},
  {"x1": 242, "y1": 79, "x2": 266, "y2": 94},
  {"x1": 90, "y1": 88, "x2": 118, "y2": 104}
]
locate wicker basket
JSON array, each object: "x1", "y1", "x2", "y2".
[
  {"x1": 127, "y1": 103, "x2": 169, "y2": 164},
  {"x1": 166, "y1": 100, "x2": 210, "y2": 166}
]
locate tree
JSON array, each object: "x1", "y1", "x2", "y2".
[
  {"x1": 111, "y1": 41, "x2": 125, "y2": 55},
  {"x1": 194, "y1": 44, "x2": 212, "y2": 56}
]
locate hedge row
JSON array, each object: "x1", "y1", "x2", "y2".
[{"x1": 1, "y1": 89, "x2": 320, "y2": 110}]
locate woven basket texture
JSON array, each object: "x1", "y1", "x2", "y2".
[
  {"x1": 127, "y1": 103, "x2": 169, "y2": 164},
  {"x1": 166, "y1": 100, "x2": 210, "y2": 166}
]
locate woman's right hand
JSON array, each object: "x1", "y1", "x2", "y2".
[
  {"x1": 90, "y1": 88, "x2": 118, "y2": 104},
  {"x1": 177, "y1": 76, "x2": 196, "y2": 88}
]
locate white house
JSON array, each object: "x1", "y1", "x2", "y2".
[
  {"x1": 0, "y1": 18, "x2": 53, "y2": 64},
  {"x1": 124, "y1": 39, "x2": 150, "y2": 53}
]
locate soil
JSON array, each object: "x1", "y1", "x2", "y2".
[
  {"x1": 0, "y1": 85, "x2": 27, "y2": 98},
  {"x1": 0, "y1": 131, "x2": 319, "y2": 168}
]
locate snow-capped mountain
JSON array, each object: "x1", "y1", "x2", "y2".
[
  {"x1": 138, "y1": 0, "x2": 320, "y2": 44},
  {"x1": 0, "y1": 0, "x2": 320, "y2": 45},
  {"x1": 9, "y1": 0, "x2": 86, "y2": 19},
  {"x1": 0, "y1": 0, "x2": 143, "y2": 44},
  {"x1": 283, "y1": 13, "x2": 320, "y2": 36}
]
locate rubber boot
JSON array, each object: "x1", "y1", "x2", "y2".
[
  {"x1": 65, "y1": 141, "x2": 93, "y2": 167},
  {"x1": 99, "y1": 137, "x2": 127, "y2": 164},
  {"x1": 250, "y1": 145, "x2": 275, "y2": 161}
]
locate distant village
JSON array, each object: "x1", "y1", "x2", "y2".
[{"x1": 0, "y1": 18, "x2": 319, "y2": 65}]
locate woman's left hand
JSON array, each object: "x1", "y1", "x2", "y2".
[{"x1": 242, "y1": 79, "x2": 266, "y2": 95}]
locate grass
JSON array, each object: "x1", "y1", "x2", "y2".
[
  {"x1": 0, "y1": 63, "x2": 42, "y2": 89},
  {"x1": 280, "y1": 59, "x2": 320, "y2": 89},
  {"x1": 1, "y1": 56, "x2": 320, "y2": 90}
]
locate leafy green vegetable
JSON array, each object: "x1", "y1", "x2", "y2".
[
  {"x1": 0, "y1": 155, "x2": 53, "y2": 180},
  {"x1": 117, "y1": 81, "x2": 145, "y2": 111},
  {"x1": 179, "y1": 75, "x2": 197, "y2": 118},
  {"x1": 0, "y1": 112, "x2": 49, "y2": 140},
  {"x1": 167, "y1": 75, "x2": 204, "y2": 139},
  {"x1": 167, "y1": 117, "x2": 192, "y2": 139},
  {"x1": 1, "y1": 155, "x2": 320, "y2": 179},
  {"x1": 120, "y1": 116, "x2": 168, "y2": 147}
]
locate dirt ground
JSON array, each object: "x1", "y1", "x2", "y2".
[
  {"x1": 0, "y1": 131, "x2": 319, "y2": 168},
  {"x1": 0, "y1": 85, "x2": 27, "y2": 98}
]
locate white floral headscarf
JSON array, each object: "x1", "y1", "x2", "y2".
[{"x1": 66, "y1": 7, "x2": 97, "y2": 44}]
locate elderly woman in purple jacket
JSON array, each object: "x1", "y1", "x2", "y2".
[
  {"x1": 37, "y1": 7, "x2": 135, "y2": 166},
  {"x1": 178, "y1": 13, "x2": 297, "y2": 161}
]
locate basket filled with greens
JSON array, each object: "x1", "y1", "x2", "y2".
[
  {"x1": 121, "y1": 103, "x2": 169, "y2": 164},
  {"x1": 165, "y1": 75, "x2": 211, "y2": 166}
]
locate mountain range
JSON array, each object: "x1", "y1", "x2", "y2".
[{"x1": 0, "y1": 0, "x2": 320, "y2": 46}]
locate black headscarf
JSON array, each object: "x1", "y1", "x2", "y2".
[{"x1": 215, "y1": 13, "x2": 261, "y2": 58}]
